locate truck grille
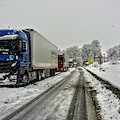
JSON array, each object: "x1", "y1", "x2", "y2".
[{"x1": 0, "y1": 61, "x2": 15, "y2": 73}]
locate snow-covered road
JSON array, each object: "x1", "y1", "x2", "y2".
[
  {"x1": 1, "y1": 62, "x2": 120, "y2": 120},
  {"x1": 0, "y1": 68, "x2": 80, "y2": 120}
]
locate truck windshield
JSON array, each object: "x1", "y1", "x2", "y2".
[
  {"x1": 0, "y1": 39, "x2": 22, "y2": 54},
  {"x1": 58, "y1": 57, "x2": 64, "y2": 62}
]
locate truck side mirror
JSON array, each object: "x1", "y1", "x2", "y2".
[{"x1": 22, "y1": 42, "x2": 26, "y2": 52}]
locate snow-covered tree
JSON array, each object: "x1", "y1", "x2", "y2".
[
  {"x1": 91, "y1": 40, "x2": 102, "y2": 61},
  {"x1": 62, "y1": 46, "x2": 83, "y2": 66},
  {"x1": 66, "y1": 46, "x2": 81, "y2": 60},
  {"x1": 81, "y1": 44, "x2": 93, "y2": 62},
  {"x1": 107, "y1": 44, "x2": 120, "y2": 62},
  {"x1": 81, "y1": 40, "x2": 102, "y2": 64},
  {"x1": 61, "y1": 40, "x2": 102, "y2": 66}
]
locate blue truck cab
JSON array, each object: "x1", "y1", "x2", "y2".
[
  {"x1": 0, "y1": 29, "x2": 58, "y2": 85},
  {"x1": 0, "y1": 29, "x2": 31, "y2": 84}
]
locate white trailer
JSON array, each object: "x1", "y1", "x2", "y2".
[
  {"x1": 64, "y1": 54, "x2": 69, "y2": 70},
  {"x1": 27, "y1": 29, "x2": 58, "y2": 79}
]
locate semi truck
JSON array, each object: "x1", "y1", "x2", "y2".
[
  {"x1": 58, "y1": 54, "x2": 69, "y2": 72},
  {"x1": 0, "y1": 29, "x2": 58, "y2": 85}
]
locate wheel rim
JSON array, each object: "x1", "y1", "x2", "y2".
[
  {"x1": 38, "y1": 72, "x2": 41, "y2": 80},
  {"x1": 23, "y1": 75, "x2": 28, "y2": 84}
]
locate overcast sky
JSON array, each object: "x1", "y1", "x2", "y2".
[{"x1": 0, "y1": 0, "x2": 120, "y2": 53}]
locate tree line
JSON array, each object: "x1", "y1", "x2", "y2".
[
  {"x1": 107, "y1": 44, "x2": 120, "y2": 62},
  {"x1": 59, "y1": 40, "x2": 102, "y2": 66}
]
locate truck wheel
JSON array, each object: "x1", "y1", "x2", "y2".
[
  {"x1": 53, "y1": 70, "x2": 55, "y2": 76},
  {"x1": 38, "y1": 71, "x2": 42, "y2": 81},
  {"x1": 50, "y1": 70, "x2": 53, "y2": 76},
  {"x1": 22, "y1": 74, "x2": 29, "y2": 85},
  {"x1": 50, "y1": 69, "x2": 55, "y2": 76}
]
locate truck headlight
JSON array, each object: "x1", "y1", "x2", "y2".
[
  {"x1": 16, "y1": 55, "x2": 18, "y2": 60},
  {"x1": 11, "y1": 62, "x2": 17, "y2": 67}
]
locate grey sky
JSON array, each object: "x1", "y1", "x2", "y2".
[{"x1": 0, "y1": 0, "x2": 120, "y2": 53}]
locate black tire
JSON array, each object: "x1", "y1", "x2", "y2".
[
  {"x1": 38, "y1": 71, "x2": 42, "y2": 81},
  {"x1": 53, "y1": 70, "x2": 55, "y2": 76},
  {"x1": 50, "y1": 69, "x2": 55, "y2": 76},
  {"x1": 22, "y1": 74, "x2": 29, "y2": 85}
]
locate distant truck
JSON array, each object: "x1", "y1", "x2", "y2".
[
  {"x1": 69, "y1": 58, "x2": 74, "y2": 68},
  {"x1": 58, "y1": 54, "x2": 69, "y2": 72},
  {"x1": 0, "y1": 29, "x2": 58, "y2": 85}
]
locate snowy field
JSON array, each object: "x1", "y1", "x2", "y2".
[
  {"x1": 0, "y1": 68, "x2": 79, "y2": 119},
  {"x1": 86, "y1": 61, "x2": 120, "y2": 89},
  {"x1": 84, "y1": 61, "x2": 120, "y2": 120}
]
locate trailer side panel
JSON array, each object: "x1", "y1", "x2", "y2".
[{"x1": 29, "y1": 30, "x2": 58, "y2": 69}]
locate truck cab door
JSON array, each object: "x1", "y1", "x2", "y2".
[{"x1": 19, "y1": 41, "x2": 30, "y2": 67}]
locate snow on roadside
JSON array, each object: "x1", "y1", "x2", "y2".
[
  {"x1": 83, "y1": 69, "x2": 120, "y2": 120},
  {"x1": 86, "y1": 61, "x2": 120, "y2": 89},
  {"x1": 0, "y1": 68, "x2": 75, "y2": 119}
]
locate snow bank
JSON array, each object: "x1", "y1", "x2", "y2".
[
  {"x1": 86, "y1": 61, "x2": 120, "y2": 89},
  {"x1": 83, "y1": 69, "x2": 120, "y2": 120}
]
